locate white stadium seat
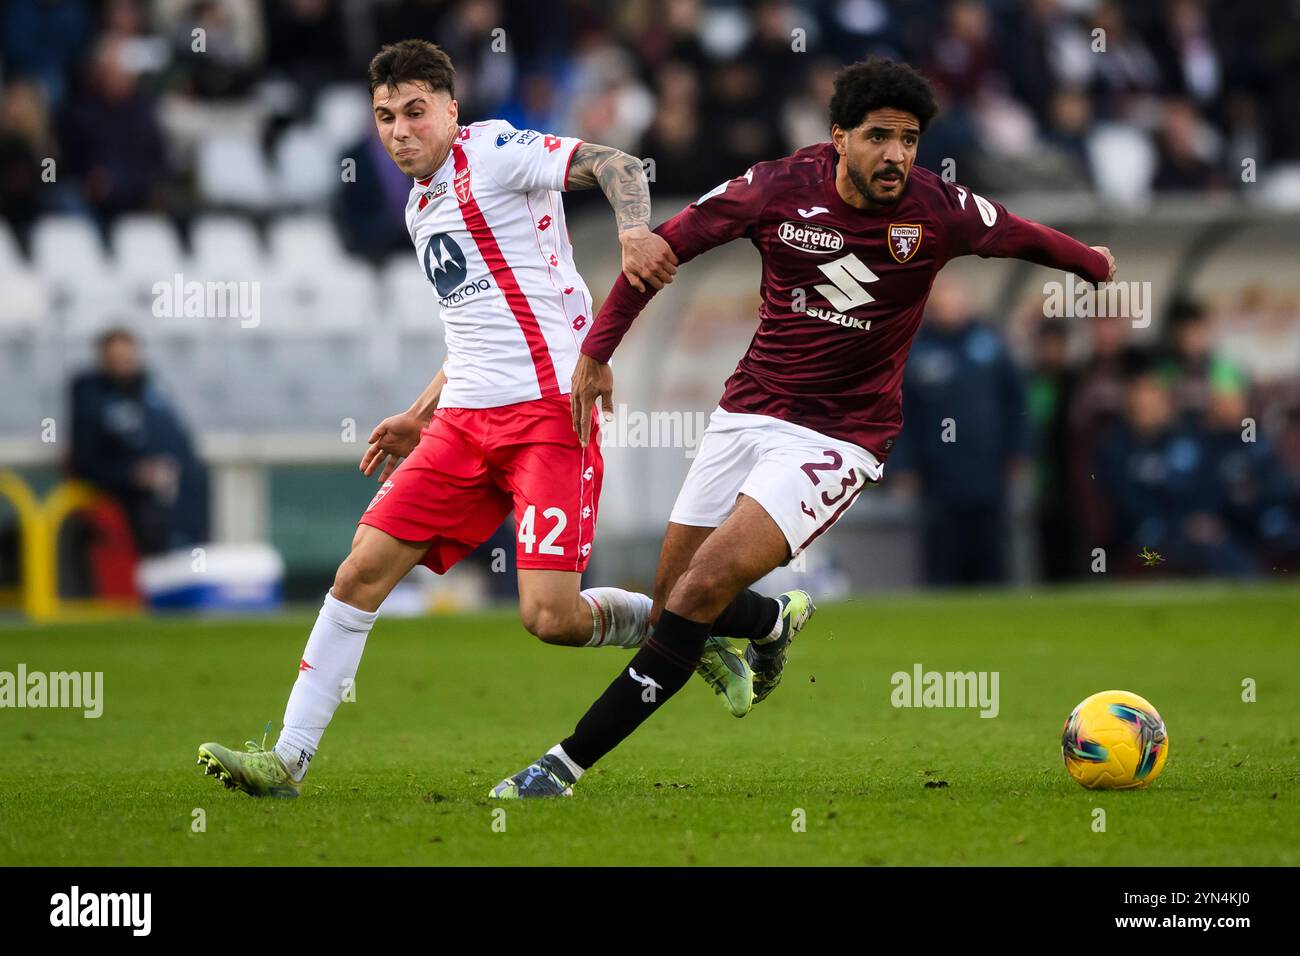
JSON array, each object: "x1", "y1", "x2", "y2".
[
  {"x1": 267, "y1": 213, "x2": 346, "y2": 274},
  {"x1": 29, "y1": 215, "x2": 123, "y2": 333},
  {"x1": 273, "y1": 125, "x2": 339, "y2": 208},
  {"x1": 189, "y1": 215, "x2": 265, "y2": 278},
  {"x1": 0, "y1": 267, "x2": 51, "y2": 433},
  {"x1": 111, "y1": 214, "x2": 185, "y2": 279},
  {"x1": 379, "y1": 255, "x2": 446, "y2": 404},
  {"x1": 382, "y1": 252, "x2": 443, "y2": 332},
  {"x1": 260, "y1": 261, "x2": 378, "y2": 331},
  {"x1": 0, "y1": 220, "x2": 25, "y2": 274},
  {"x1": 111, "y1": 215, "x2": 188, "y2": 326},
  {"x1": 1086, "y1": 124, "x2": 1157, "y2": 206},
  {"x1": 1258, "y1": 162, "x2": 1300, "y2": 210},
  {"x1": 197, "y1": 134, "x2": 274, "y2": 209},
  {"x1": 315, "y1": 263, "x2": 379, "y2": 329},
  {"x1": 0, "y1": 270, "x2": 48, "y2": 329},
  {"x1": 31, "y1": 215, "x2": 109, "y2": 281},
  {"x1": 314, "y1": 84, "x2": 373, "y2": 152}
]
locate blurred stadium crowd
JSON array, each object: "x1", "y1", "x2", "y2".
[
  {"x1": 1, "y1": 0, "x2": 1298, "y2": 594},
  {"x1": 889, "y1": 277, "x2": 1300, "y2": 585},
  {"x1": 3, "y1": 0, "x2": 1300, "y2": 245}
]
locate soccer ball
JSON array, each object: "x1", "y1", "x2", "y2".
[{"x1": 1061, "y1": 690, "x2": 1169, "y2": 790}]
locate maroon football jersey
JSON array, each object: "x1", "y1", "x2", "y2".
[{"x1": 584, "y1": 142, "x2": 1109, "y2": 459}]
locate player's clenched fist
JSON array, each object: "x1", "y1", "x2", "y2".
[
  {"x1": 361, "y1": 411, "x2": 424, "y2": 482},
  {"x1": 619, "y1": 224, "x2": 678, "y2": 292},
  {"x1": 570, "y1": 354, "x2": 614, "y2": 447},
  {"x1": 1091, "y1": 245, "x2": 1116, "y2": 282}
]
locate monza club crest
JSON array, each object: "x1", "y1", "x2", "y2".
[
  {"x1": 888, "y1": 223, "x2": 923, "y2": 263},
  {"x1": 454, "y1": 166, "x2": 472, "y2": 204}
]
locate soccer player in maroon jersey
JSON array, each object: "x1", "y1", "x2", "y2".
[{"x1": 492, "y1": 57, "x2": 1116, "y2": 798}]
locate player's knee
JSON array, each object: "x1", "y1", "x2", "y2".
[
  {"x1": 520, "y1": 603, "x2": 582, "y2": 645},
  {"x1": 670, "y1": 564, "x2": 733, "y2": 619},
  {"x1": 332, "y1": 553, "x2": 384, "y2": 607}
]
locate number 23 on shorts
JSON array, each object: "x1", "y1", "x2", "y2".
[{"x1": 799, "y1": 449, "x2": 862, "y2": 516}]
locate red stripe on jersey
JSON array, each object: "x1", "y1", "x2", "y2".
[{"x1": 451, "y1": 143, "x2": 560, "y2": 398}]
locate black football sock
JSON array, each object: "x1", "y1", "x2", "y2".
[
  {"x1": 710, "y1": 588, "x2": 780, "y2": 642},
  {"x1": 560, "y1": 609, "x2": 712, "y2": 769}
]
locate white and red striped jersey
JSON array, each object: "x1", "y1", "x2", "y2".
[{"x1": 403, "y1": 119, "x2": 595, "y2": 409}]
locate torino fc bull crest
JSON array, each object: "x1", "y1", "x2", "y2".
[{"x1": 888, "y1": 223, "x2": 922, "y2": 263}]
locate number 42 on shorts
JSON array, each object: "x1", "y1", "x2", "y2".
[{"x1": 518, "y1": 504, "x2": 567, "y2": 555}]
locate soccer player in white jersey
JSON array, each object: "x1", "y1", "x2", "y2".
[{"x1": 196, "y1": 39, "x2": 772, "y2": 798}]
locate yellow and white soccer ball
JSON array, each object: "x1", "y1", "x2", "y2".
[{"x1": 1061, "y1": 690, "x2": 1169, "y2": 790}]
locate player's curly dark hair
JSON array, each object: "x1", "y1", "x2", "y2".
[
  {"x1": 828, "y1": 57, "x2": 938, "y2": 133},
  {"x1": 368, "y1": 39, "x2": 456, "y2": 97}
]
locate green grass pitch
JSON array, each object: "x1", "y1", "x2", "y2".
[{"x1": 2, "y1": 584, "x2": 1296, "y2": 866}]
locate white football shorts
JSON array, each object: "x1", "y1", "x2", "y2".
[{"x1": 670, "y1": 406, "x2": 882, "y2": 559}]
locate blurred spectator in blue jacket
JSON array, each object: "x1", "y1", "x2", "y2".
[
  {"x1": 59, "y1": 37, "x2": 168, "y2": 224},
  {"x1": 892, "y1": 275, "x2": 1029, "y2": 586},
  {"x1": 333, "y1": 133, "x2": 412, "y2": 262},
  {"x1": 1068, "y1": 314, "x2": 1144, "y2": 560},
  {"x1": 1158, "y1": 297, "x2": 1244, "y2": 422},
  {"x1": 0, "y1": 81, "x2": 57, "y2": 248},
  {"x1": 1202, "y1": 382, "x2": 1300, "y2": 569},
  {"x1": 1028, "y1": 317, "x2": 1079, "y2": 581},
  {"x1": 1096, "y1": 370, "x2": 1254, "y2": 577},
  {"x1": 1, "y1": 0, "x2": 94, "y2": 108},
  {"x1": 1152, "y1": 98, "x2": 1228, "y2": 193},
  {"x1": 70, "y1": 329, "x2": 209, "y2": 555},
  {"x1": 637, "y1": 60, "x2": 718, "y2": 196}
]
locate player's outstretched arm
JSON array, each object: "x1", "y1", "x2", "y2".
[
  {"x1": 565, "y1": 143, "x2": 677, "y2": 293},
  {"x1": 970, "y1": 207, "x2": 1116, "y2": 283},
  {"x1": 360, "y1": 367, "x2": 446, "y2": 481}
]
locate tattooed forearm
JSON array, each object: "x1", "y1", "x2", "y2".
[{"x1": 565, "y1": 142, "x2": 651, "y2": 233}]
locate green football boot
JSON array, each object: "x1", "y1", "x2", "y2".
[
  {"x1": 695, "y1": 635, "x2": 755, "y2": 717},
  {"x1": 197, "y1": 740, "x2": 300, "y2": 799},
  {"x1": 745, "y1": 590, "x2": 817, "y2": 704}
]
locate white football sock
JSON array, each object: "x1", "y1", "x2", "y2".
[
  {"x1": 547, "y1": 744, "x2": 585, "y2": 781},
  {"x1": 580, "y1": 587, "x2": 651, "y2": 648},
  {"x1": 274, "y1": 591, "x2": 377, "y2": 781},
  {"x1": 753, "y1": 596, "x2": 786, "y2": 646}
]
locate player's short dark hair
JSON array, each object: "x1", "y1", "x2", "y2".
[
  {"x1": 368, "y1": 39, "x2": 456, "y2": 98},
  {"x1": 828, "y1": 57, "x2": 938, "y2": 133}
]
